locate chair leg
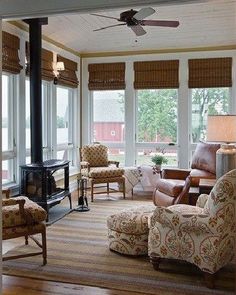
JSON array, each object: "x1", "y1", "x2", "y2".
[
  {"x1": 203, "y1": 271, "x2": 215, "y2": 289},
  {"x1": 150, "y1": 256, "x2": 161, "y2": 270},
  {"x1": 42, "y1": 226, "x2": 47, "y2": 265},
  {"x1": 131, "y1": 188, "x2": 134, "y2": 200},
  {"x1": 91, "y1": 182, "x2": 94, "y2": 202},
  {"x1": 25, "y1": 235, "x2": 29, "y2": 245},
  {"x1": 123, "y1": 179, "x2": 125, "y2": 199},
  {"x1": 107, "y1": 183, "x2": 109, "y2": 195}
]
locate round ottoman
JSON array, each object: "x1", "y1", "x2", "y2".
[{"x1": 107, "y1": 205, "x2": 155, "y2": 256}]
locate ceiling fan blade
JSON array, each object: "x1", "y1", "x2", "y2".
[
  {"x1": 93, "y1": 23, "x2": 126, "y2": 32},
  {"x1": 130, "y1": 25, "x2": 146, "y2": 36},
  {"x1": 133, "y1": 7, "x2": 155, "y2": 21},
  {"x1": 90, "y1": 13, "x2": 120, "y2": 21},
  {"x1": 140, "y1": 20, "x2": 180, "y2": 27}
]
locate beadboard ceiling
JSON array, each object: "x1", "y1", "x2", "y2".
[{"x1": 38, "y1": 0, "x2": 236, "y2": 54}]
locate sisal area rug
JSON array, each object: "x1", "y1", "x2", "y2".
[{"x1": 3, "y1": 197, "x2": 235, "y2": 295}]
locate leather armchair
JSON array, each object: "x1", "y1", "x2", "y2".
[
  {"x1": 149, "y1": 169, "x2": 236, "y2": 288},
  {"x1": 153, "y1": 142, "x2": 220, "y2": 206}
]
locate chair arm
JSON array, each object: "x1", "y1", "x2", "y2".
[
  {"x1": 80, "y1": 161, "x2": 90, "y2": 171},
  {"x1": 2, "y1": 196, "x2": 39, "y2": 225},
  {"x1": 162, "y1": 168, "x2": 190, "y2": 180},
  {"x1": 2, "y1": 189, "x2": 10, "y2": 199},
  {"x1": 196, "y1": 194, "x2": 209, "y2": 208},
  {"x1": 150, "y1": 206, "x2": 221, "y2": 235},
  {"x1": 108, "y1": 160, "x2": 119, "y2": 167},
  {"x1": 2, "y1": 197, "x2": 26, "y2": 218}
]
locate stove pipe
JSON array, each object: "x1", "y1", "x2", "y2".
[{"x1": 24, "y1": 18, "x2": 48, "y2": 163}]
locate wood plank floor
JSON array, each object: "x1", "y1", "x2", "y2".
[{"x1": 2, "y1": 275, "x2": 151, "y2": 295}]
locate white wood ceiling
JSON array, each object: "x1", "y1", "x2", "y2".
[{"x1": 41, "y1": 0, "x2": 236, "y2": 54}]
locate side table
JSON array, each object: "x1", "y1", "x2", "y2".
[{"x1": 199, "y1": 178, "x2": 216, "y2": 195}]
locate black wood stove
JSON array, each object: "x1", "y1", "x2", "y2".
[{"x1": 20, "y1": 159, "x2": 72, "y2": 220}]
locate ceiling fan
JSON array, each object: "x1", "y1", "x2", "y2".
[{"x1": 91, "y1": 7, "x2": 179, "y2": 36}]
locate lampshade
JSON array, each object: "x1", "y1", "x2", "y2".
[
  {"x1": 206, "y1": 115, "x2": 236, "y2": 143},
  {"x1": 56, "y1": 61, "x2": 65, "y2": 71}
]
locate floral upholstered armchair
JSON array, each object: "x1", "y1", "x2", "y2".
[
  {"x1": 80, "y1": 144, "x2": 125, "y2": 202},
  {"x1": 148, "y1": 169, "x2": 236, "y2": 288},
  {"x1": 2, "y1": 193, "x2": 47, "y2": 265}
]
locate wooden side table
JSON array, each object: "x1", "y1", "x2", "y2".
[{"x1": 199, "y1": 179, "x2": 216, "y2": 195}]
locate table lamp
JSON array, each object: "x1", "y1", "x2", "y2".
[{"x1": 206, "y1": 115, "x2": 236, "y2": 179}]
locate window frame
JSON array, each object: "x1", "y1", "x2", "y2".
[
  {"x1": 2, "y1": 72, "x2": 17, "y2": 184},
  {"x1": 55, "y1": 85, "x2": 76, "y2": 166}
]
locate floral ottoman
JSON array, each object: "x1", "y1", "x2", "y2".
[{"x1": 107, "y1": 205, "x2": 155, "y2": 256}]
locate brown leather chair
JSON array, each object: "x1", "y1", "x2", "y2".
[{"x1": 153, "y1": 142, "x2": 220, "y2": 207}]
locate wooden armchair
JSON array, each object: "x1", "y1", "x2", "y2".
[
  {"x1": 80, "y1": 144, "x2": 125, "y2": 202},
  {"x1": 2, "y1": 191, "x2": 47, "y2": 265}
]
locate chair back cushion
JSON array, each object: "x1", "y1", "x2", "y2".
[
  {"x1": 191, "y1": 142, "x2": 220, "y2": 174},
  {"x1": 204, "y1": 169, "x2": 236, "y2": 217},
  {"x1": 81, "y1": 144, "x2": 108, "y2": 167}
]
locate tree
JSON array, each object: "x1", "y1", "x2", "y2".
[
  {"x1": 57, "y1": 116, "x2": 65, "y2": 128},
  {"x1": 137, "y1": 89, "x2": 177, "y2": 142},
  {"x1": 192, "y1": 88, "x2": 229, "y2": 142}
]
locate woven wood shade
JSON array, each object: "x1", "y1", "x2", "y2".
[
  {"x1": 25, "y1": 42, "x2": 54, "y2": 81},
  {"x1": 2, "y1": 31, "x2": 23, "y2": 74},
  {"x1": 88, "y1": 63, "x2": 125, "y2": 90},
  {"x1": 134, "y1": 60, "x2": 179, "y2": 89},
  {"x1": 57, "y1": 55, "x2": 78, "y2": 88},
  {"x1": 188, "y1": 57, "x2": 232, "y2": 88}
]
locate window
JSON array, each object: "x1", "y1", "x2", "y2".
[
  {"x1": 191, "y1": 88, "x2": 230, "y2": 142},
  {"x1": 56, "y1": 86, "x2": 74, "y2": 164},
  {"x1": 2, "y1": 74, "x2": 16, "y2": 184},
  {"x1": 25, "y1": 80, "x2": 49, "y2": 161},
  {"x1": 92, "y1": 90, "x2": 125, "y2": 165},
  {"x1": 136, "y1": 89, "x2": 178, "y2": 166}
]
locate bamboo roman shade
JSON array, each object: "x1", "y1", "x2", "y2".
[
  {"x1": 25, "y1": 42, "x2": 54, "y2": 81},
  {"x1": 2, "y1": 31, "x2": 23, "y2": 74},
  {"x1": 188, "y1": 57, "x2": 232, "y2": 88},
  {"x1": 88, "y1": 63, "x2": 126, "y2": 90},
  {"x1": 134, "y1": 60, "x2": 179, "y2": 89},
  {"x1": 57, "y1": 55, "x2": 78, "y2": 88}
]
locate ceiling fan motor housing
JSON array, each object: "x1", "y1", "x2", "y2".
[{"x1": 120, "y1": 9, "x2": 138, "y2": 26}]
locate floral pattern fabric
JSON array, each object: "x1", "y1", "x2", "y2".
[
  {"x1": 148, "y1": 169, "x2": 236, "y2": 274},
  {"x1": 107, "y1": 205, "x2": 155, "y2": 255},
  {"x1": 2, "y1": 196, "x2": 47, "y2": 228}
]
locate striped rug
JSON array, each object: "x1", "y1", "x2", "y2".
[{"x1": 3, "y1": 197, "x2": 235, "y2": 295}]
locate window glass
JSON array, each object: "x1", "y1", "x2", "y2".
[
  {"x1": 108, "y1": 148, "x2": 125, "y2": 167},
  {"x1": 2, "y1": 74, "x2": 10, "y2": 152},
  {"x1": 191, "y1": 88, "x2": 230, "y2": 142},
  {"x1": 25, "y1": 79, "x2": 31, "y2": 149},
  {"x1": 2, "y1": 159, "x2": 14, "y2": 184},
  {"x1": 137, "y1": 89, "x2": 177, "y2": 143},
  {"x1": 136, "y1": 148, "x2": 178, "y2": 167},
  {"x1": 56, "y1": 87, "x2": 69, "y2": 145},
  {"x1": 25, "y1": 80, "x2": 48, "y2": 161},
  {"x1": 93, "y1": 90, "x2": 125, "y2": 143}
]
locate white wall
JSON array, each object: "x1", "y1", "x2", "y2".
[{"x1": 82, "y1": 49, "x2": 236, "y2": 168}]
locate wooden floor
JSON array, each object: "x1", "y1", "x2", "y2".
[
  {"x1": 3, "y1": 190, "x2": 153, "y2": 295},
  {"x1": 2, "y1": 275, "x2": 151, "y2": 295}
]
